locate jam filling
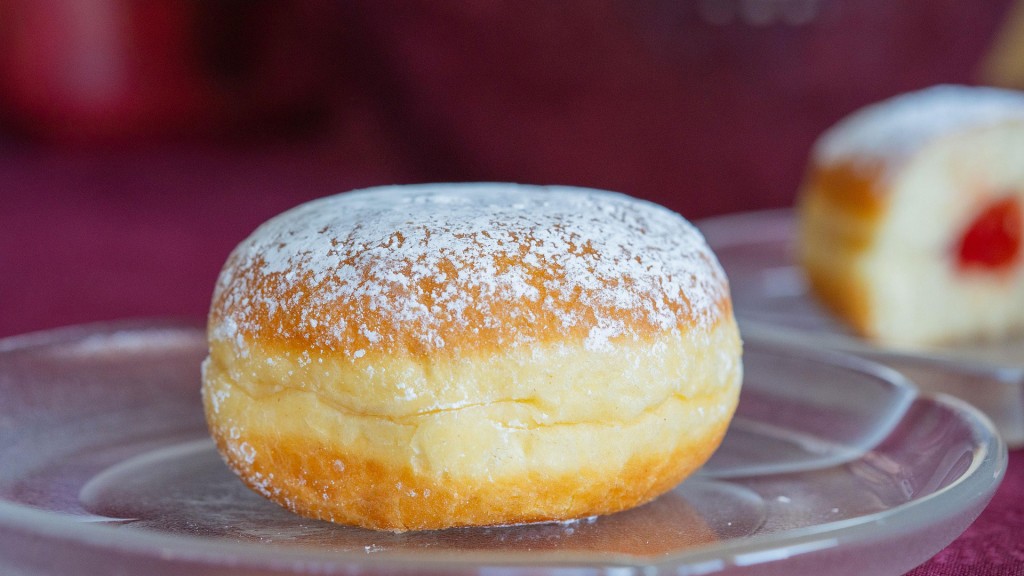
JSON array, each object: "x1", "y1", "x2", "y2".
[{"x1": 956, "y1": 196, "x2": 1022, "y2": 271}]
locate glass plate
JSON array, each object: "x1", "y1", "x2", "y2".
[
  {"x1": 698, "y1": 209, "x2": 1024, "y2": 448},
  {"x1": 0, "y1": 320, "x2": 1006, "y2": 576}
]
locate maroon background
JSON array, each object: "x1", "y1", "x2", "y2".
[{"x1": 1, "y1": 1, "x2": 1022, "y2": 573}]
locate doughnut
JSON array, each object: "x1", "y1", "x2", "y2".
[
  {"x1": 798, "y1": 85, "x2": 1024, "y2": 346},
  {"x1": 201, "y1": 183, "x2": 743, "y2": 531}
]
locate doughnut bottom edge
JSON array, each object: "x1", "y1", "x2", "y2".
[
  {"x1": 207, "y1": 416, "x2": 732, "y2": 532},
  {"x1": 202, "y1": 325, "x2": 742, "y2": 531}
]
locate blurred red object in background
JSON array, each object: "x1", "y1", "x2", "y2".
[{"x1": 0, "y1": 0, "x2": 340, "y2": 144}]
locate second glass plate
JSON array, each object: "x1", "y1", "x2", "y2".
[{"x1": 699, "y1": 209, "x2": 1024, "y2": 447}]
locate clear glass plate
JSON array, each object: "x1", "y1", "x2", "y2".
[
  {"x1": 698, "y1": 209, "x2": 1024, "y2": 448},
  {"x1": 0, "y1": 320, "x2": 1006, "y2": 575}
]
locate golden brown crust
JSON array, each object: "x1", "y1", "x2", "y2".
[
  {"x1": 209, "y1": 257, "x2": 711, "y2": 358},
  {"x1": 208, "y1": 417, "x2": 731, "y2": 531},
  {"x1": 801, "y1": 161, "x2": 887, "y2": 222},
  {"x1": 206, "y1": 185, "x2": 731, "y2": 360},
  {"x1": 798, "y1": 161, "x2": 888, "y2": 337}
]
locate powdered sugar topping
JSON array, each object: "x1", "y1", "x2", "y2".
[
  {"x1": 815, "y1": 85, "x2": 1024, "y2": 169},
  {"x1": 209, "y1": 183, "x2": 729, "y2": 355}
]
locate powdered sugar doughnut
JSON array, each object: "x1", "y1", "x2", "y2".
[
  {"x1": 202, "y1": 183, "x2": 742, "y2": 531},
  {"x1": 799, "y1": 85, "x2": 1024, "y2": 345}
]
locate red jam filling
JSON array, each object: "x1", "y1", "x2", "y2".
[{"x1": 956, "y1": 196, "x2": 1022, "y2": 271}]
